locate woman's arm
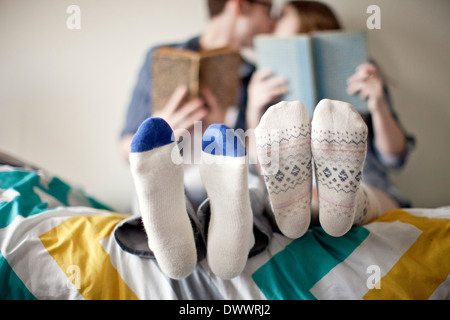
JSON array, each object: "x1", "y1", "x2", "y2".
[{"x1": 347, "y1": 63, "x2": 406, "y2": 156}]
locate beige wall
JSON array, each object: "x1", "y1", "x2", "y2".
[{"x1": 0, "y1": 0, "x2": 449, "y2": 212}]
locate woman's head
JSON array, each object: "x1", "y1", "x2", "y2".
[{"x1": 274, "y1": 1, "x2": 341, "y2": 36}]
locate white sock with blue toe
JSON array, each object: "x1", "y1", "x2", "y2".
[
  {"x1": 200, "y1": 124, "x2": 254, "y2": 279},
  {"x1": 129, "y1": 117, "x2": 197, "y2": 279}
]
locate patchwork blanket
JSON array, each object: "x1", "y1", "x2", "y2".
[{"x1": 1, "y1": 165, "x2": 449, "y2": 300}]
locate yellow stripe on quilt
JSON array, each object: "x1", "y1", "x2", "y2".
[
  {"x1": 364, "y1": 209, "x2": 450, "y2": 300},
  {"x1": 39, "y1": 213, "x2": 138, "y2": 300}
]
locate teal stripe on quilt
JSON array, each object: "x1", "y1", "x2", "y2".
[
  {"x1": 252, "y1": 226, "x2": 370, "y2": 300},
  {"x1": 0, "y1": 169, "x2": 111, "y2": 229},
  {"x1": 0, "y1": 251, "x2": 36, "y2": 300},
  {"x1": 0, "y1": 170, "x2": 48, "y2": 228}
]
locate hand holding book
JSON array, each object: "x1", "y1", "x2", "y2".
[
  {"x1": 152, "y1": 84, "x2": 227, "y2": 137},
  {"x1": 151, "y1": 47, "x2": 241, "y2": 114},
  {"x1": 246, "y1": 69, "x2": 288, "y2": 130},
  {"x1": 347, "y1": 63, "x2": 407, "y2": 156},
  {"x1": 200, "y1": 87, "x2": 227, "y2": 129},
  {"x1": 152, "y1": 85, "x2": 208, "y2": 137},
  {"x1": 346, "y1": 63, "x2": 386, "y2": 113}
]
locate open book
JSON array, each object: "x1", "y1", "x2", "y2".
[
  {"x1": 151, "y1": 47, "x2": 242, "y2": 112},
  {"x1": 255, "y1": 30, "x2": 369, "y2": 117}
]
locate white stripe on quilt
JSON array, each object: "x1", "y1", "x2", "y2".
[
  {"x1": 0, "y1": 209, "x2": 92, "y2": 299},
  {"x1": 405, "y1": 207, "x2": 450, "y2": 219},
  {"x1": 99, "y1": 234, "x2": 178, "y2": 300},
  {"x1": 429, "y1": 274, "x2": 450, "y2": 300},
  {"x1": 0, "y1": 206, "x2": 115, "y2": 299},
  {"x1": 0, "y1": 188, "x2": 20, "y2": 202},
  {"x1": 310, "y1": 220, "x2": 422, "y2": 299}
]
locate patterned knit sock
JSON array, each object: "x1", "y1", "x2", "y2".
[
  {"x1": 129, "y1": 117, "x2": 197, "y2": 279},
  {"x1": 353, "y1": 183, "x2": 382, "y2": 226},
  {"x1": 255, "y1": 101, "x2": 312, "y2": 239},
  {"x1": 200, "y1": 124, "x2": 254, "y2": 279},
  {"x1": 311, "y1": 99, "x2": 371, "y2": 237}
]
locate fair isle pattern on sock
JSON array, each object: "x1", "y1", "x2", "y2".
[
  {"x1": 311, "y1": 99, "x2": 368, "y2": 237},
  {"x1": 255, "y1": 101, "x2": 312, "y2": 239}
]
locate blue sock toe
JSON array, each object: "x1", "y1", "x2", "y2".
[
  {"x1": 131, "y1": 117, "x2": 174, "y2": 153},
  {"x1": 202, "y1": 124, "x2": 246, "y2": 157}
]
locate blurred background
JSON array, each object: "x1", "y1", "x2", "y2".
[{"x1": 1, "y1": 0, "x2": 449, "y2": 213}]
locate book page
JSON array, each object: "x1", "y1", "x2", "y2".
[
  {"x1": 312, "y1": 31, "x2": 369, "y2": 114},
  {"x1": 255, "y1": 35, "x2": 317, "y2": 118}
]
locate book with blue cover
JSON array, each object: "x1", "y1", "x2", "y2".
[{"x1": 255, "y1": 30, "x2": 369, "y2": 118}]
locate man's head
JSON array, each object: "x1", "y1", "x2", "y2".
[{"x1": 207, "y1": 0, "x2": 276, "y2": 48}]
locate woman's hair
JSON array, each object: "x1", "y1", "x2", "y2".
[
  {"x1": 286, "y1": 1, "x2": 341, "y2": 33},
  {"x1": 207, "y1": 0, "x2": 229, "y2": 18}
]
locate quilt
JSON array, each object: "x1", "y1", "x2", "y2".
[{"x1": 1, "y1": 165, "x2": 449, "y2": 300}]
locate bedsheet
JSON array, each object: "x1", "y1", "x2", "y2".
[{"x1": 1, "y1": 165, "x2": 449, "y2": 300}]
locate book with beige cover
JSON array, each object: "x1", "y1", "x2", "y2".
[{"x1": 151, "y1": 47, "x2": 242, "y2": 112}]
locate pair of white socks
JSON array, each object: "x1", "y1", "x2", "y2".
[
  {"x1": 129, "y1": 119, "x2": 253, "y2": 280},
  {"x1": 129, "y1": 99, "x2": 381, "y2": 279},
  {"x1": 255, "y1": 99, "x2": 380, "y2": 238}
]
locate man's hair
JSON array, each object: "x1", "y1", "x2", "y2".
[
  {"x1": 207, "y1": 0, "x2": 229, "y2": 17},
  {"x1": 287, "y1": 1, "x2": 341, "y2": 33}
]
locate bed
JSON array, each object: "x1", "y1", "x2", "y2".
[{"x1": 1, "y1": 162, "x2": 449, "y2": 300}]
